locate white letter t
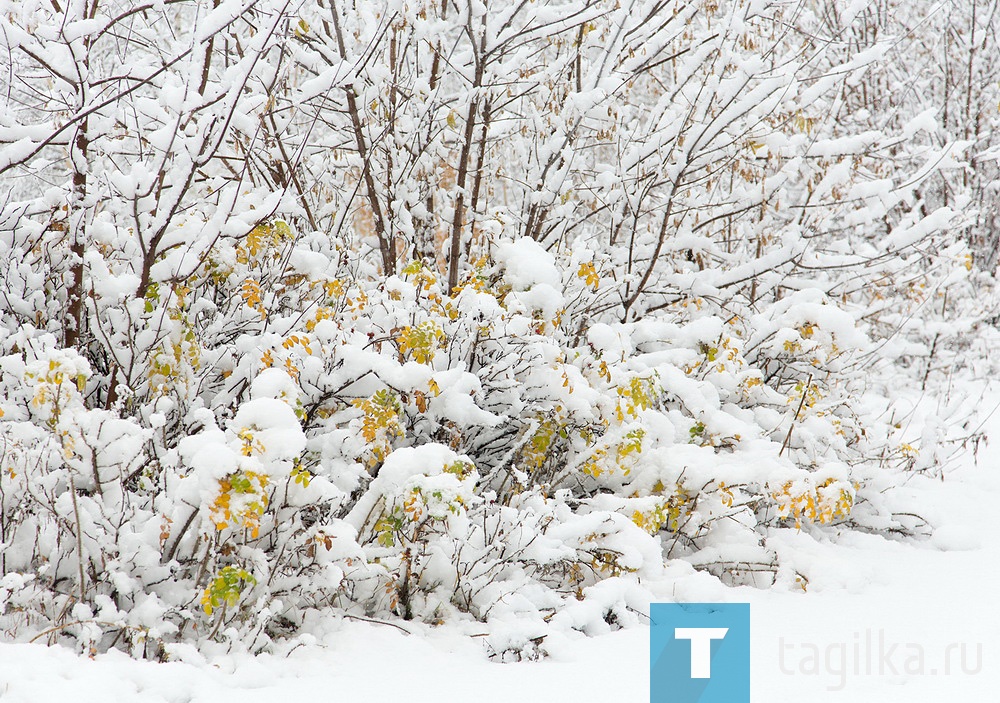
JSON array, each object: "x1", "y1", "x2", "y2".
[{"x1": 674, "y1": 627, "x2": 729, "y2": 678}]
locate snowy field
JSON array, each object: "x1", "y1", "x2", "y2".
[{"x1": 1, "y1": 395, "x2": 995, "y2": 703}]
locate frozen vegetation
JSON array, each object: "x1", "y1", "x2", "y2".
[{"x1": 0, "y1": 0, "x2": 997, "y2": 697}]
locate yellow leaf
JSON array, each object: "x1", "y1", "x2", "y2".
[{"x1": 576, "y1": 262, "x2": 600, "y2": 290}]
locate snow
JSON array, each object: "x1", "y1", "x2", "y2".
[
  {"x1": 0, "y1": 0, "x2": 997, "y2": 699},
  {"x1": 344, "y1": 443, "x2": 471, "y2": 531},
  {"x1": 1, "y1": 392, "x2": 996, "y2": 701},
  {"x1": 494, "y1": 238, "x2": 560, "y2": 291}
]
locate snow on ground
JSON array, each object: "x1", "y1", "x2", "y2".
[{"x1": 2, "y1": 400, "x2": 998, "y2": 702}]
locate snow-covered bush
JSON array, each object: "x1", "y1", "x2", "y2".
[
  {"x1": 0, "y1": 231, "x2": 927, "y2": 655},
  {"x1": 0, "y1": 0, "x2": 982, "y2": 658}
]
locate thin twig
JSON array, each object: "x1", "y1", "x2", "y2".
[
  {"x1": 342, "y1": 613, "x2": 414, "y2": 635},
  {"x1": 779, "y1": 373, "x2": 813, "y2": 457}
]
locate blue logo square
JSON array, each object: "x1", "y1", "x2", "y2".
[{"x1": 650, "y1": 603, "x2": 750, "y2": 703}]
